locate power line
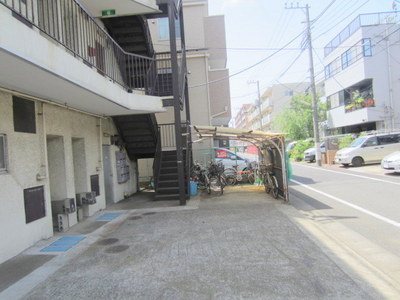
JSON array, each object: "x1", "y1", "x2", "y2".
[{"x1": 188, "y1": 29, "x2": 306, "y2": 89}]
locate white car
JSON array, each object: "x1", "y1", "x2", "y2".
[
  {"x1": 381, "y1": 151, "x2": 400, "y2": 173},
  {"x1": 303, "y1": 142, "x2": 326, "y2": 162}
]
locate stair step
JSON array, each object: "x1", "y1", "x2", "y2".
[
  {"x1": 156, "y1": 187, "x2": 180, "y2": 194},
  {"x1": 157, "y1": 180, "x2": 179, "y2": 188},
  {"x1": 161, "y1": 161, "x2": 177, "y2": 168},
  {"x1": 160, "y1": 167, "x2": 178, "y2": 174},
  {"x1": 154, "y1": 194, "x2": 180, "y2": 201},
  {"x1": 159, "y1": 173, "x2": 178, "y2": 181}
]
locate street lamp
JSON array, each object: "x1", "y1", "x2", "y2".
[{"x1": 248, "y1": 80, "x2": 263, "y2": 130}]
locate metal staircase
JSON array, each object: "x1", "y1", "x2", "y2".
[
  {"x1": 154, "y1": 150, "x2": 188, "y2": 201},
  {"x1": 112, "y1": 114, "x2": 158, "y2": 160}
]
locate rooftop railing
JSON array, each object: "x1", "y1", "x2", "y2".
[
  {"x1": 0, "y1": 0, "x2": 166, "y2": 95},
  {"x1": 324, "y1": 11, "x2": 400, "y2": 57}
]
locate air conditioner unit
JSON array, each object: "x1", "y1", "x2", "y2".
[
  {"x1": 55, "y1": 214, "x2": 69, "y2": 232},
  {"x1": 75, "y1": 192, "x2": 96, "y2": 206},
  {"x1": 51, "y1": 198, "x2": 76, "y2": 214}
]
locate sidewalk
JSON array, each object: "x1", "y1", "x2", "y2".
[{"x1": 0, "y1": 186, "x2": 388, "y2": 299}]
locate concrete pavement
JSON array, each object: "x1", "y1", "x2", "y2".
[{"x1": 0, "y1": 186, "x2": 392, "y2": 299}]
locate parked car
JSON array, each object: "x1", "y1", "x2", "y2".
[
  {"x1": 303, "y1": 142, "x2": 326, "y2": 162},
  {"x1": 286, "y1": 141, "x2": 297, "y2": 152},
  {"x1": 381, "y1": 151, "x2": 400, "y2": 173},
  {"x1": 213, "y1": 147, "x2": 250, "y2": 171},
  {"x1": 335, "y1": 133, "x2": 400, "y2": 167}
]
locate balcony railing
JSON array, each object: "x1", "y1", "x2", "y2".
[
  {"x1": 0, "y1": 0, "x2": 170, "y2": 95},
  {"x1": 324, "y1": 11, "x2": 400, "y2": 57}
]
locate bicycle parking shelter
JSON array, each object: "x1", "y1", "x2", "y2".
[{"x1": 192, "y1": 126, "x2": 289, "y2": 201}]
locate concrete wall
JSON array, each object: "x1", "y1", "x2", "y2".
[
  {"x1": 208, "y1": 69, "x2": 231, "y2": 126},
  {"x1": 204, "y1": 15, "x2": 227, "y2": 70},
  {"x1": 0, "y1": 91, "x2": 53, "y2": 264},
  {"x1": 0, "y1": 90, "x2": 139, "y2": 264}
]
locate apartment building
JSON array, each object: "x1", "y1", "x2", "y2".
[
  {"x1": 235, "y1": 104, "x2": 254, "y2": 129},
  {"x1": 0, "y1": 0, "x2": 189, "y2": 263},
  {"x1": 147, "y1": 0, "x2": 231, "y2": 154},
  {"x1": 239, "y1": 83, "x2": 310, "y2": 132},
  {"x1": 324, "y1": 12, "x2": 400, "y2": 134}
]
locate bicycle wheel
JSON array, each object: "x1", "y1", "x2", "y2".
[
  {"x1": 218, "y1": 176, "x2": 224, "y2": 195},
  {"x1": 264, "y1": 174, "x2": 271, "y2": 193},
  {"x1": 271, "y1": 175, "x2": 279, "y2": 199},
  {"x1": 247, "y1": 172, "x2": 255, "y2": 184},
  {"x1": 206, "y1": 175, "x2": 211, "y2": 194}
]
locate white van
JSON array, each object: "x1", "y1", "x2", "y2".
[{"x1": 334, "y1": 133, "x2": 400, "y2": 167}]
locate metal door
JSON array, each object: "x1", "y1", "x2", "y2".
[{"x1": 102, "y1": 145, "x2": 115, "y2": 205}]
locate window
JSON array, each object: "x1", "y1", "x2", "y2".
[
  {"x1": 341, "y1": 49, "x2": 353, "y2": 69},
  {"x1": 378, "y1": 134, "x2": 400, "y2": 145},
  {"x1": 0, "y1": 135, "x2": 7, "y2": 172},
  {"x1": 158, "y1": 17, "x2": 181, "y2": 40},
  {"x1": 363, "y1": 38, "x2": 372, "y2": 56},
  {"x1": 325, "y1": 63, "x2": 333, "y2": 79},
  {"x1": 13, "y1": 96, "x2": 36, "y2": 133},
  {"x1": 364, "y1": 137, "x2": 378, "y2": 147},
  {"x1": 285, "y1": 90, "x2": 293, "y2": 97}
]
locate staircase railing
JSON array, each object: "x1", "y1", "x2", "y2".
[
  {"x1": 0, "y1": 0, "x2": 163, "y2": 95},
  {"x1": 153, "y1": 127, "x2": 162, "y2": 191}
]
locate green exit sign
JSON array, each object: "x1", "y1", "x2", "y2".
[{"x1": 102, "y1": 9, "x2": 116, "y2": 16}]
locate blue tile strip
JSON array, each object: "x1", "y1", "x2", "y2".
[
  {"x1": 41, "y1": 246, "x2": 73, "y2": 252},
  {"x1": 41, "y1": 236, "x2": 86, "y2": 252},
  {"x1": 96, "y1": 212, "x2": 122, "y2": 221}
]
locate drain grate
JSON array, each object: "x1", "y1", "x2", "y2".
[
  {"x1": 96, "y1": 212, "x2": 122, "y2": 221},
  {"x1": 41, "y1": 236, "x2": 86, "y2": 252}
]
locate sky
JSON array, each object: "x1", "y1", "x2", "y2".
[{"x1": 206, "y1": 0, "x2": 396, "y2": 120}]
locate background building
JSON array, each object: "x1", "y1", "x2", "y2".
[{"x1": 324, "y1": 12, "x2": 400, "y2": 134}]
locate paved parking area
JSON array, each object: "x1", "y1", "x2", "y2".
[{"x1": 1, "y1": 186, "x2": 384, "y2": 300}]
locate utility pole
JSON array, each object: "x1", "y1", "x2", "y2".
[
  {"x1": 248, "y1": 80, "x2": 263, "y2": 131},
  {"x1": 286, "y1": 3, "x2": 321, "y2": 166}
]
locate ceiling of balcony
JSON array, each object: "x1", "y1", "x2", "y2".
[
  {"x1": 0, "y1": 49, "x2": 164, "y2": 117},
  {"x1": 79, "y1": 0, "x2": 161, "y2": 18}
]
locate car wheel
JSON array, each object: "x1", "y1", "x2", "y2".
[{"x1": 352, "y1": 157, "x2": 364, "y2": 167}]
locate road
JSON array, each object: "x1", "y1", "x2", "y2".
[{"x1": 289, "y1": 162, "x2": 400, "y2": 294}]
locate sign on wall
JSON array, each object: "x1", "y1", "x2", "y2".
[{"x1": 116, "y1": 151, "x2": 130, "y2": 183}]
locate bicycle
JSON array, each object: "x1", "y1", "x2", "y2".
[
  {"x1": 191, "y1": 161, "x2": 209, "y2": 190},
  {"x1": 207, "y1": 161, "x2": 225, "y2": 195},
  {"x1": 223, "y1": 161, "x2": 256, "y2": 185},
  {"x1": 260, "y1": 164, "x2": 279, "y2": 199}
]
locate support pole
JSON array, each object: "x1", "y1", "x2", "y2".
[{"x1": 286, "y1": 3, "x2": 321, "y2": 166}]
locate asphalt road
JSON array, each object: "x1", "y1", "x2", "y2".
[{"x1": 289, "y1": 162, "x2": 400, "y2": 291}]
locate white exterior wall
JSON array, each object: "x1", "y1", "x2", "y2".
[
  {"x1": 0, "y1": 90, "x2": 139, "y2": 263},
  {"x1": 325, "y1": 24, "x2": 400, "y2": 131},
  {"x1": 0, "y1": 91, "x2": 53, "y2": 264}
]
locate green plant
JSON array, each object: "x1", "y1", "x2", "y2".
[
  {"x1": 338, "y1": 135, "x2": 355, "y2": 149},
  {"x1": 290, "y1": 140, "x2": 314, "y2": 161}
]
